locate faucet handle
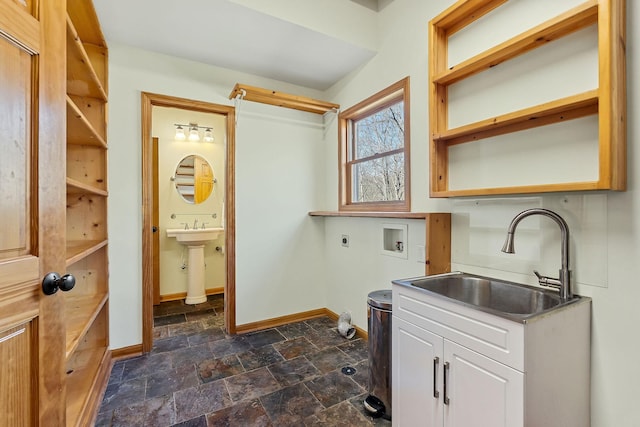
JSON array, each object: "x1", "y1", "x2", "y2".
[
  {"x1": 533, "y1": 270, "x2": 561, "y2": 289},
  {"x1": 180, "y1": 222, "x2": 189, "y2": 230},
  {"x1": 201, "y1": 222, "x2": 208, "y2": 229}
]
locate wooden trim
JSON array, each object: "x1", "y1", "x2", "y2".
[
  {"x1": 236, "y1": 308, "x2": 368, "y2": 340},
  {"x1": 228, "y1": 83, "x2": 339, "y2": 115},
  {"x1": 236, "y1": 309, "x2": 328, "y2": 335},
  {"x1": 308, "y1": 211, "x2": 439, "y2": 219},
  {"x1": 111, "y1": 344, "x2": 143, "y2": 361},
  {"x1": 141, "y1": 92, "x2": 237, "y2": 352},
  {"x1": 152, "y1": 138, "x2": 160, "y2": 306},
  {"x1": 338, "y1": 77, "x2": 411, "y2": 212},
  {"x1": 159, "y1": 287, "x2": 224, "y2": 303},
  {"x1": 425, "y1": 213, "x2": 451, "y2": 275}
]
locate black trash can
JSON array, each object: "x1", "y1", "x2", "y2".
[{"x1": 364, "y1": 290, "x2": 392, "y2": 420}]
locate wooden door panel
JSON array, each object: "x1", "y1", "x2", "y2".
[
  {"x1": 0, "y1": 321, "x2": 37, "y2": 427},
  {"x1": 0, "y1": 34, "x2": 33, "y2": 261}
]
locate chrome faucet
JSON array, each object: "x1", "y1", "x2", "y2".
[
  {"x1": 193, "y1": 219, "x2": 198, "y2": 229},
  {"x1": 501, "y1": 208, "x2": 572, "y2": 301}
]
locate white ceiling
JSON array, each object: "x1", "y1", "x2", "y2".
[{"x1": 93, "y1": 0, "x2": 381, "y2": 90}]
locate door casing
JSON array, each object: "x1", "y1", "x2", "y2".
[{"x1": 141, "y1": 92, "x2": 237, "y2": 352}]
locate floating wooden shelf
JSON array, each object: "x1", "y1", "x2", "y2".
[
  {"x1": 309, "y1": 211, "x2": 437, "y2": 219},
  {"x1": 229, "y1": 83, "x2": 340, "y2": 115},
  {"x1": 429, "y1": 0, "x2": 625, "y2": 197}
]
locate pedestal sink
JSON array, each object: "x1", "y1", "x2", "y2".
[{"x1": 166, "y1": 227, "x2": 224, "y2": 304}]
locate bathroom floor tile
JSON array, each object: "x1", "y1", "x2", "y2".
[
  {"x1": 338, "y1": 338, "x2": 369, "y2": 362},
  {"x1": 209, "y1": 335, "x2": 252, "y2": 358},
  {"x1": 275, "y1": 321, "x2": 313, "y2": 340},
  {"x1": 237, "y1": 344, "x2": 285, "y2": 371},
  {"x1": 224, "y1": 367, "x2": 280, "y2": 402},
  {"x1": 173, "y1": 380, "x2": 232, "y2": 423},
  {"x1": 245, "y1": 329, "x2": 286, "y2": 348},
  {"x1": 305, "y1": 400, "x2": 373, "y2": 426},
  {"x1": 196, "y1": 354, "x2": 244, "y2": 383},
  {"x1": 154, "y1": 313, "x2": 186, "y2": 327}
]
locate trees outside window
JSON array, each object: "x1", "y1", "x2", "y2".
[{"x1": 339, "y1": 77, "x2": 410, "y2": 211}]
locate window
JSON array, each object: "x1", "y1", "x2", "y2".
[{"x1": 339, "y1": 77, "x2": 410, "y2": 211}]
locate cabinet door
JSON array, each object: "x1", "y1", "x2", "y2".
[
  {"x1": 392, "y1": 317, "x2": 444, "y2": 427},
  {"x1": 444, "y1": 340, "x2": 524, "y2": 427},
  {"x1": 0, "y1": 0, "x2": 66, "y2": 425}
]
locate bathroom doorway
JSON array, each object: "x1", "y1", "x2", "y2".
[{"x1": 141, "y1": 92, "x2": 236, "y2": 353}]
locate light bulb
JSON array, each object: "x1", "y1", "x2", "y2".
[
  {"x1": 188, "y1": 126, "x2": 200, "y2": 141},
  {"x1": 203, "y1": 128, "x2": 214, "y2": 142},
  {"x1": 175, "y1": 125, "x2": 186, "y2": 140}
]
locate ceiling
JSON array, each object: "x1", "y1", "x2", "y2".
[{"x1": 93, "y1": 0, "x2": 383, "y2": 90}]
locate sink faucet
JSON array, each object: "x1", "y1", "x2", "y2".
[
  {"x1": 193, "y1": 219, "x2": 198, "y2": 229},
  {"x1": 501, "y1": 208, "x2": 572, "y2": 301}
]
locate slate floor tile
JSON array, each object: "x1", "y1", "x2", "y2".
[
  {"x1": 245, "y1": 329, "x2": 286, "y2": 348},
  {"x1": 225, "y1": 367, "x2": 280, "y2": 402},
  {"x1": 210, "y1": 335, "x2": 252, "y2": 358},
  {"x1": 305, "y1": 400, "x2": 373, "y2": 426},
  {"x1": 237, "y1": 345, "x2": 284, "y2": 370},
  {"x1": 305, "y1": 370, "x2": 364, "y2": 408},
  {"x1": 100, "y1": 377, "x2": 146, "y2": 413},
  {"x1": 306, "y1": 346, "x2": 354, "y2": 374},
  {"x1": 146, "y1": 364, "x2": 199, "y2": 399},
  {"x1": 273, "y1": 336, "x2": 318, "y2": 360},
  {"x1": 207, "y1": 399, "x2": 272, "y2": 427},
  {"x1": 260, "y1": 382, "x2": 324, "y2": 425},
  {"x1": 154, "y1": 313, "x2": 186, "y2": 327},
  {"x1": 196, "y1": 354, "x2": 244, "y2": 383},
  {"x1": 268, "y1": 356, "x2": 321, "y2": 387},
  {"x1": 174, "y1": 380, "x2": 232, "y2": 424},
  {"x1": 338, "y1": 338, "x2": 369, "y2": 362},
  {"x1": 275, "y1": 321, "x2": 313, "y2": 340},
  {"x1": 305, "y1": 316, "x2": 336, "y2": 330}
]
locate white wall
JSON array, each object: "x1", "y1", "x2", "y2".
[
  {"x1": 320, "y1": 0, "x2": 640, "y2": 425},
  {"x1": 107, "y1": 44, "x2": 327, "y2": 348},
  {"x1": 153, "y1": 107, "x2": 226, "y2": 295}
]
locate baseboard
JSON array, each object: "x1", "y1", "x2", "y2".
[
  {"x1": 236, "y1": 307, "x2": 368, "y2": 340},
  {"x1": 111, "y1": 343, "x2": 143, "y2": 361},
  {"x1": 82, "y1": 349, "x2": 112, "y2": 427},
  {"x1": 159, "y1": 287, "x2": 224, "y2": 303}
]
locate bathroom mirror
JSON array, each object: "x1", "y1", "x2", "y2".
[{"x1": 174, "y1": 155, "x2": 214, "y2": 204}]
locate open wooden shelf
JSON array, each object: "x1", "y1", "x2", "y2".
[
  {"x1": 66, "y1": 95, "x2": 107, "y2": 147},
  {"x1": 66, "y1": 177, "x2": 108, "y2": 196},
  {"x1": 66, "y1": 15, "x2": 107, "y2": 101},
  {"x1": 433, "y1": 1, "x2": 599, "y2": 85},
  {"x1": 229, "y1": 83, "x2": 340, "y2": 115},
  {"x1": 429, "y1": 0, "x2": 625, "y2": 197},
  {"x1": 64, "y1": 293, "x2": 108, "y2": 358},
  {"x1": 66, "y1": 239, "x2": 107, "y2": 266},
  {"x1": 434, "y1": 90, "x2": 599, "y2": 146},
  {"x1": 65, "y1": 303, "x2": 110, "y2": 427}
]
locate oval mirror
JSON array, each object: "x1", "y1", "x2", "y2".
[{"x1": 174, "y1": 155, "x2": 214, "y2": 204}]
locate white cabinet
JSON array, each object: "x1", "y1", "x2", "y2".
[{"x1": 392, "y1": 284, "x2": 591, "y2": 427}]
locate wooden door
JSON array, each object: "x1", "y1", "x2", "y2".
[
  {"x1": 194, "y1": 155, "x2": 214, "y2": 204},
  {"x1": 0, "y1": 0, "x2": 67, "y2": 425}
]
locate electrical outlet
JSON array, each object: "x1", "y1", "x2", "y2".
[
  {"x1": 417, "y1": 245, "x2": 426, "y2": 264},
  {"x1": 341, "y1": 234, "x2": 349, "y2": 247}
]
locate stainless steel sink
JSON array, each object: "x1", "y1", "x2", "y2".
[{"x1": 393, "y1": 272, "x2": 581, "y2": 322}]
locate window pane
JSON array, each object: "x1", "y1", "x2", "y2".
[
  {"x1": 354, "y1": 101, "x2": 404, "y2": 159},
  {"x1": 352, "y1": 153, "x2": 405, "y2": 202}
]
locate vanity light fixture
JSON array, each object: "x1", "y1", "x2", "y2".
[
  {"x1": 175, "y1": 125, "x2": 186, "y2": 140},
  {"x1": 174, "y1": 123, "x2": 215, "y2": 142},
  {"x1": 203, "y1": 128, "x2": 214, "y2": 142}
]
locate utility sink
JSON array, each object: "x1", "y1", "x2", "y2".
[
  {"x1": 166, "y1": 227, "x2": 224, "y2": 246},
  {"x1": 393, "y1": 272, "x2": 581, "y2": 322}
]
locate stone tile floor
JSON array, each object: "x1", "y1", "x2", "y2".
[{"x1": 96, "y1": 295, "x2": 391, "y2": 426}]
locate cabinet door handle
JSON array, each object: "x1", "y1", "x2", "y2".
[
  {"x1": 444, "y1": 361, "x2": 450, "y2": 405},
  {"x1": 433, "y1": 357, "x2": 440, "y2": 398}
]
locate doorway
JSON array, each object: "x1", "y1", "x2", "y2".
[{"x1": 141, "y1": 92, "x2": 236, "y2": 353}]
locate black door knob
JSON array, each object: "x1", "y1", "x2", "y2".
[
  {"x1": 42, "y1": 272, "x2": 76, "y2": 295},
  {"x1": 152, "y1": 225, "x2": 158, "y2": 233}
]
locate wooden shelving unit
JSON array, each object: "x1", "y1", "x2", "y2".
[
  {"x1": 429, "y1": 0, "x2": 626, "y2": 197},
  {"x1": 64, "y1": 0, "x2": 111, "y2": 425}
]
